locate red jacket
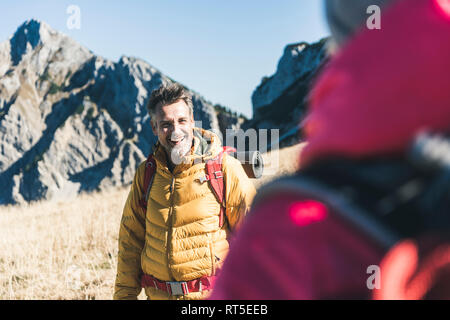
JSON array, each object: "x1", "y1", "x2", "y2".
[{"x1": 210, "y1": 0, "x2": 450, "y2": 300}]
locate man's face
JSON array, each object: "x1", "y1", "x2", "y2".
[{"x1": 151, "y1": 99, "x2": 195, "y2": 164}]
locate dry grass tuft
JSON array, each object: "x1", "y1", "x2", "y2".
[{"x1": 0, "y1": 189, "x2": 128, "y2": 300}]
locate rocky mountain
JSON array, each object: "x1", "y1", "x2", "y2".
[
  {"x1": 0, "y1": 19, "x2": 240, "y2": 205},
  {"x1": 244, "y1": 38, "x2": 329, "y2": 148}
]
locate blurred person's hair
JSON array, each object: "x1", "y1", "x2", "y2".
[{"x1": 147, "y1": 82, "x2": 194, "y2": 122}]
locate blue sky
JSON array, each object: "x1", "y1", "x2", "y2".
[{"x1": 0, "y1": 1, "x2": 330, "y2": 118}]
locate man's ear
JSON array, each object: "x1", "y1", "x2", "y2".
[{"x1": 151, "y1": 120, "x2": 157, "y2": 136}]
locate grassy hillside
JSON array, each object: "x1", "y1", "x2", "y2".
[{"x1": 0, "y1": 143, "x2": 304, "y2": 300}]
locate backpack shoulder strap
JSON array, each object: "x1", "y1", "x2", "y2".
[
  {"x1": 252, "y1": 170, "x2": 400, "y2": 250},
  {"x1": 205, "y1": 146, "x2": 236, "y2": 228},
  {"x1": 139, "y1": 153, "x2": 157, "y2": 211}
]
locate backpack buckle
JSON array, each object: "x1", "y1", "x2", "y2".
[
  {"x1": 214, "y1": 171, "x2": 223, "y2": 179},
  {"x1": 167, "y1": 281, "x2": 188, "y2": 296}
]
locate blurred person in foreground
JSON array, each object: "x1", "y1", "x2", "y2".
[
  {"x1": 210, "y1": 0, "x2": 450, "y2": 300},
  {"x1": 113, "y1": 82, "x2": 256, "y2": 300}
]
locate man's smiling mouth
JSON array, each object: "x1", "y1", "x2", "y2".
[{"x1": 169, "y1": 137, "x2": 185, "y2": 146}]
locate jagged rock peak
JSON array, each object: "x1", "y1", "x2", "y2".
[
  {"x1": 10, "y1": 19, "x2": 55, "y2": 65},
  {"x1": 252, "y1": 38, "x2": 329, "y2": 113}
]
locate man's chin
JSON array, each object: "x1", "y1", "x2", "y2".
[{"x1": 164, "y1": 142, "x2": 191, "y2": 165}]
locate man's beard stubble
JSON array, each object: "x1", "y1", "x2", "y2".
[
  {"x1": 169, "y1": 139, "x2": 192, "y2": 165},
  {"x1": 159, "y1": 127, "x2": 194, "y2": 167}
]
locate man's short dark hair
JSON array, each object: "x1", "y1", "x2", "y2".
[{"x1": 147, "y1": 82, "x2": 194, "y2": 122}]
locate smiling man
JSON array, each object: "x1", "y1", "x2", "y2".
[{"x1": 113, "y1": 82, "x2": 256, "y2": 300}]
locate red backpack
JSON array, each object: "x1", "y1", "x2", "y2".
[{"x1": 138, "y1": 146, "x2": 237, "y2": 228}]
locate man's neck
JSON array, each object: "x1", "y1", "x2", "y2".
[
  {"x1": 167, "y1": 157, "x2": 175, "y2": 173},
  {"x1": 163, "y1": 149, "x2": 175, "y2": 173}
]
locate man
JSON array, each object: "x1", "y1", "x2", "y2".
[
  {"x1": 114, "y1": 82, "x2": 256, "y2": 300},
  {"x1": 210, "y1": 0, "x2": 450, "y2": 299}
]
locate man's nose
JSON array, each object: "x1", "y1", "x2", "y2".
[
  {"x1": 167, "y1": 122, "x2": 178, "y2": 133},
  {"x1": 172, "y1": 123, "x2": 183, "y2": 133}
]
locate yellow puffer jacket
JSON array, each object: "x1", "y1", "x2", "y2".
[{"x1": 114, "y1": 128, "x2": 257, "y2": 300}]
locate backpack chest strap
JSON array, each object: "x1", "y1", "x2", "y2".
[{"x1": 205, "y1": 152, "x2": 226, "y2": 228}]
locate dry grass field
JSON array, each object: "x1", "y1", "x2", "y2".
[{"x1": 0, "y1": 143, "x2": 305, "y2": 300}]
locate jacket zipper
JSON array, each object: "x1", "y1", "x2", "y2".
[{"x1": 167, "y1": 176, "x2": 176, "y2": 280}]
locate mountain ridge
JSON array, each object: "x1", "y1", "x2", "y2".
[
  {"x1": 0, "y1": 19, "x2": 240, "y2": 205},
  {"x1": 0, "y1": 19, "x2": 328, "y2": 205}
]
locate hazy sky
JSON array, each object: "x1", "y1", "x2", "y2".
[{"x1": 0, "y1": 1, "x2": 330, "y2": 118}]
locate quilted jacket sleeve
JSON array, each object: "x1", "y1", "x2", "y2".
[
  {"x1": 113, "y1": 162, "x2": 147, "y2": 300},
  {"x1": 223, "y1": 154, "x2": 257, "y2": 232}
]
